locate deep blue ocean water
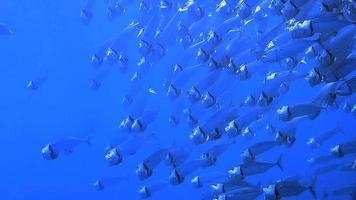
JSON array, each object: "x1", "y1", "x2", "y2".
[{"x1": 0, "y1": 1, "x2": 355, "y2": 200}]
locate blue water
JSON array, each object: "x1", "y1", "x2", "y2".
[{"x1": 0, "y1": 0, "x2": 355, "y2": 200}]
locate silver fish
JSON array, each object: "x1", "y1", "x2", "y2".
[
  {"x1": 307, "y1": 125, "x2": 344, "y2": 148},
  {"x1": 41, "y1": 137, "x2": 90, "y2": 160}
]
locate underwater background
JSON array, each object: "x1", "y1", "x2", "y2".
[{"x1": 0, "y1": 0, "x2": 355, "y2": 200}]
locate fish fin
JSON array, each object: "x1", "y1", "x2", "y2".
[{"x1": 276, "y1": 154, "x2": 283, "y2": 171}]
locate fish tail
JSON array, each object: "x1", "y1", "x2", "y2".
[{"x1": 276, "y1": 154, "x2": 283, "y2": 171}]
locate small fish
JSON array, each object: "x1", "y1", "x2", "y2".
[
  {"x1": 104, "y1": 133, "x2": 156, "y2": 166},
  {"x1": 330, "y1": 140, "x2": 356, "y2": 158},
  {"x1": 241, "y1": 140, "x2": 280, "y2": 162},
  {"x1": 262, "y1": 35, "x2": 320, "y2": 63},
  {"x1": 263, "y1": 176, "x2": 317, "y2": 200},
  {"x1": 93, "y1": 176, "x2": 129, "y2": 190},
  {"x1": 211, "y1": 179, "x2": 258, "y2": 196},
  {"x1": 307, "y1": 155, "x2": 335, "y2": 165},
  {"x1": 200, "y1": 140, "x2": 235, "y2": 167},
  {"x1": 228, "y1": 155, "x2": 283, "y2": 180},
  {"x1": 41, "y1": 137, "x2": 90, "y2": 160},
  {"x1": 277, "y1": 103, "x2": 324, "y2": 121},
  {"x1": 289, "y1": 14, "x2": 352, "y2": 39},
  {"x1": 215, "y1": 186, "x2": 262, "y2": 200},
  {"x1": 306, "y1": 125, "x2": 344, "y2": 148},
  {"x1": 164, "y1": 143, "x2": 193, "y2": 168}
]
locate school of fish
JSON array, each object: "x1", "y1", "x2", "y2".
[{"x1": 12, "y1": 0, "x2": 354, "y2": 199}]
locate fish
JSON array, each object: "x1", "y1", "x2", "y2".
[
  {"x1": 306, "y1": 125, "x2": 344, "y2": 148},
  {"x1": 104, "y1": 133, "x2": 156, "y2": 166},
  {"x1": 200, "y1": 140, "x2": 235, "y2": 167},
  {"x1": 228, "y1": 155, "x2": 283, "y2": 180},
  {"x1": 164, "y1": 143, "x2": 194, "y2": 168},
  {"x1": 263, "y1": 176, "x2": 317, "y2": 199},
  {"x1": 210, "y1": 179, "x2": 258, "y2": 196},
  {"x1": 330, "y1": 140, "x2": 356, "y2": 158},
  {"x1": 215, "y1": 186, "x2": 262, "y2": 200},
  {"x1": 136, "y1": 147, "x2": 170, "y2": 180},
  {"x1": 277, "y1": 103, "x2": 324, "y2": 121},
  {"x1": 241, "y1": 140, "x2": 281, "y2": 162},
  {"x1": 41, "y1": 137, "x2": 90, "y2": 160}
]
